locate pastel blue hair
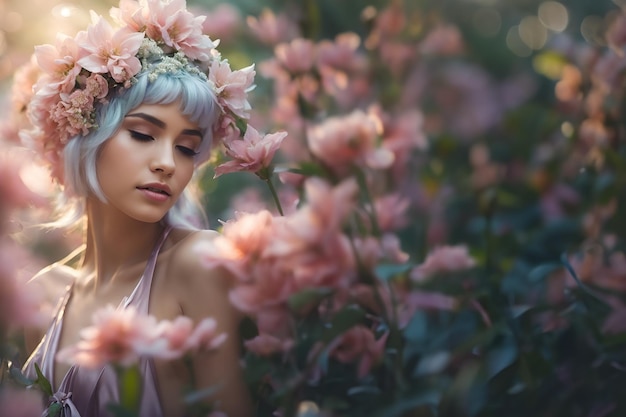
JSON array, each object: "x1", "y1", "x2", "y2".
[{"x1": 60, "y1": 68, "x2": 219, "y2": 229}]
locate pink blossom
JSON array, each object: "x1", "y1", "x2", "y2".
[
  {"x1": 373, "y1": 193, "x2": 411, "y2": 232},
  {"x1": 247, "y1": 8, "x2": 300, "y2": 46},
  {"x1": 33, "y1": 34, "x2": 82, "y2": 96},
  {"x1": 197, "y1": 210, "x2": 276, "y2": 281},
  {"x1": 11, "y1": 56, "x2": 41, "y2": 117},
  {"x1": 110, "y1": 0, "x2": 146, "y2": 32},
  {"x1": 209, "y1": 59, "x2": 256, "y2": 119},
  {"x1": 0, "y1": 387, "x2": 44, "y2": 417},
  {"x1": 199, "y1": 4, "x2": 241, "y2": 41},
  {"x1": 328, "y1": 326, "x2": 388, "y2": 378},
  {"x1": 76, "y1": 16, "x2": 144, "y2": 83},
  {"x1": 419, "y1": 24, "x2": 464, "y2": 56},
  {"x1": 244, "y1": 334, "x2": 294, "y2": 356},
  {"x1": 155, "y1": 316, "x2": 227, "y2": 359},
  {"x1": 214, "y1": 125, "x2": 287, "y2": 177},
  {"x1": 307, "y1": 110, "x2": 394, "y2": 175},
  {"x1": 275, "y1": 38, "x2": 316, "y2": 74},
  {"x1": 411, "y1": 245, "x2": 477, "y2": 282},
  {"x1": 142, "y1": 0, "x2": 217, "y2": 60},
  {"x1": 0, "y1": 240, "x2": 45, "y2": 329},
  {"x1": 57, "y1": 305, "x2": 161, "y2": 368}
]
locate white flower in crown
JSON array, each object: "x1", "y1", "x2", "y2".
[{"x1": 18, "y1": 0, "x2": 255, "y2": 185}]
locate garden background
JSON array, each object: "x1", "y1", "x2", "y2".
[{"x1": 1, "y1": 0, "x2": 625, "y2": 416}]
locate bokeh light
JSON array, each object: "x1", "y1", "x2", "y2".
[
  {"x1": 519, "y1": 16, "x2": 548, "y2": 50},
  {"x1": 538, "y1": 1, "x2": 568, "y2": 32}
]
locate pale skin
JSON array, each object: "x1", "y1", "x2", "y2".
[{"x1": 24, "y1": 102, "x2": 252, "y2": 417}]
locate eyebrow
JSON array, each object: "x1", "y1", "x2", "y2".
[{"x1": 125, "y1": 112, "x2": 203, "y2": 139}]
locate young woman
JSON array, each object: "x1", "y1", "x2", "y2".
[{"x1": 18, "y1": 1, "x2": 254, "y2": 416}]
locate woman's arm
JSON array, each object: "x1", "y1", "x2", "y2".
[{"x1": 170, "y1": 230, "x2": 253, "y2": 417}]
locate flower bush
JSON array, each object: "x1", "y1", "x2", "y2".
[{"x1": 2, "y1": 0, "x2": 626, "y2": 416}]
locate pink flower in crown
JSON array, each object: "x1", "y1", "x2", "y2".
[
  {"x1": 410, "y1": 245, "x2": 477, "y2": 283},
  {"x1": 77, "y1": 15, "x2": 144, "y2": 83},
  {"x1": 153, "y1": 316, "x2": 226, "y2": 359},
  {"x1": 110, "y1": 0, "x2": 147, "y2": 32},
  {"x1": 214, "y1": 125, "x2": 287, "y2": 177},
  {"x1": 142, "y1": 0, "x2": 216, "y2": 60},
  {"x1": 307, "y1": 109, "x2": 394, "y2": 175},
  {"x1": 208, "y1": 59, "x2": 256, "y2": 119},
  {"x1": 33, "y1": 34, "x2": 83, "y2": 97},
  {"x1": 57, "y1": 305, "x2": 161, "y2": 369}
]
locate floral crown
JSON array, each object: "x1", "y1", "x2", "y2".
[{"x1": 17, "y1": 0, "x2": 255, "y2": 184}]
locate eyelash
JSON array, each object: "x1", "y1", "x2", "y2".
[{"x1": 129, "y1": 130, "x2": 199, "y2": 157}]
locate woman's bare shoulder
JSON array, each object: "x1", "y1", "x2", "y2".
[
  {"x1": 167, "y1": 228, "x2": 221, "y2": 275},
  {"x1": 165, "y1": 228, "x2": 233, "y2": 312}
]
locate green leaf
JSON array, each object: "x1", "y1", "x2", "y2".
[
  {"x1": 47, "y1": 402, "x2": 62, "y2": 417},
  {"x1": 9, "y1": 363, "x2": 34, "y2": 386},
  {"x1": 287, "y1": 287, "x2": 333, "y2": 311},
  {"x1": 375, "y1": 263, "x2": 412, "y2": 281},
  {"x1": 34, "y1": 363, "x2": 53, "y2": 397},
  {"x1": 117, "y1": 366, "x2": 142, "y2": 413},
  {"x1": 280, "y1": 161, "x2": 328, "y2": 178},
  {"x1": 321, "y1": 305, "x2": 366, "y2": 343},
  {"x1": 528, "y1": 263, "x2": 562, "y2": 282}
]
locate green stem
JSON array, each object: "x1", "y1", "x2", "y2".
[
  {"x1": 354, "y1": 168, "x2": 381, "y2": 237},
  {"x1": 265, "y1": 177, "x2": 284, "y2": 216}
]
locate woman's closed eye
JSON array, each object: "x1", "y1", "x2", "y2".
[
  {"x1": 129, "y1": 130, "x2": 153, "y2": 142},
  {"x1": 177, "y1": 145, "x2": 199, "y2": 157},
  {"x1": 129, "y1": 130, "x2": 198, "y2": 157}
]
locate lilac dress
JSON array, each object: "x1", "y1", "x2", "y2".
[{"x1": 23, "y1": 227, "x2": 172, "y2": 417}]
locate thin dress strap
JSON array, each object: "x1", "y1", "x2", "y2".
[{"x1": 121, "y1": 225, "x2": 172, "y2": 313}]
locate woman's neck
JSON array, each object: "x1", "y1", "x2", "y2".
[{"x1": 80, "y1": 197, "x2": 166, "y2": 287}]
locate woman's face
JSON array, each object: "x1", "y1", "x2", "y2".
[{"x1": 96, "y1": 101, "x2": 202, "y2": 223}]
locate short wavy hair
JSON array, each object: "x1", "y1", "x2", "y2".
[{"x1": 58, "y1": 68, "x2": 219, "y2": 229}]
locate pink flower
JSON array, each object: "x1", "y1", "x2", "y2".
[
  {"x1": 246, "y1": 9, "x2": 300, "y2": 46},
  {"x1": 275, "y1": 38, "x2": 316, "y2": 74},
  {"x1": 209, "y1": 60, "x2": 256, "y2": 119},
  {"x1": 307, "y1": 110, "x2": 394, "y2": 175},
  {"x1": 199, "y1": 4, "x2": 241, "y2": 41},
  {"x1": 155, "y1": 316, "x2": 227, "y2": 359},
  {"x1": 197, "y1": 210, "x2": 276, "y2": 281},
  {"x1": 244, "y1": 334, "x2": 294, "y2": 356},
  {"x1": 373, "y1": 193, "x2": 411, "y2": 232},
  {"x1": 57, "y1": 305, "x2": 161, "y2": 368},
  {"x1": 419, "y1": 24, "x2": 464, "y2": 56},
  {"x1": 33, "y1": 34, "x2": 83, "y2": 96},
  {"x1": 214, "y1": 125, "x2": 287, "y2": 177},
  {"x1": 0, "y1": 240, "x2": 45, "y2": 329},
  {"x1": 77, "y1": 16, "x2": 144, "y2": 83},
  {"x1": 328, "y1": 326, "x2": 388, "y2": 378},
  {"x1": 142, "y1": 0, "x2": 217, "y2": 60},
  {"x1": 410, "y1": 245, "x2": 477, "y2": 282}
]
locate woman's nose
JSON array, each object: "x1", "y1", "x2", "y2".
[{"x1": 150, "y1": 144, "x2": 176, "y2": 176}]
